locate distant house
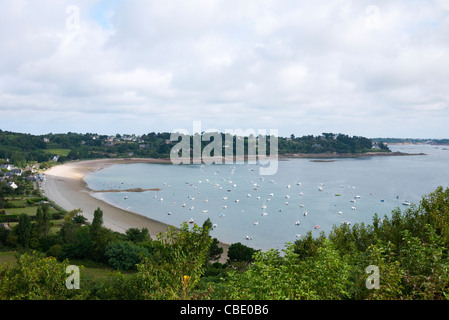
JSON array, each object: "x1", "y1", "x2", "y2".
[
  {"x1": 26, "y1": 175, "x2": 37, "y2": 182},
  {"x1": 10, "y1": 168, "x2": 22, "y2": 176},
  {"x1": 0, "y1": 164, "x2": 13, "y2": 171},
  {"x1": 7, "y1": 182, "x2": 18, "y2": 189},
  {"x1": 52, "y1": 155, "x2": 59, "y2": 162}
]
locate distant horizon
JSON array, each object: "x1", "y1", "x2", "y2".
[{"x1": 1, "y1": 127, "x2": 448, "y2": 141}]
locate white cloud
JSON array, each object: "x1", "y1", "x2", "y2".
[{"x1": 0, "y1": 0, "x2": 449, "y2": 138}]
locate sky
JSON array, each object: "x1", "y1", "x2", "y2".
[{"x1": 1, "y1": 0, "x2": 449, "y2": 138}]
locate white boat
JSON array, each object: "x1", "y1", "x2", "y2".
[
  {"x1": 318, "y1": 187, "x2": 323, "y2": 191},
  {"x1": 235, "y1": 199, "x2": 240, "y2": 203},
  {"x1": 245, "y1": 235, "x2": 253, "y2": 240},
  {"x1": 254, "y1": 221, "x2": 259, "y2": 225},
  {"x1": 351, "y1": 206, "x2": 356, "y2": 210},
  {"x1": 261, "y1": 204, "x2": 267, "y2": 209},
  {"x1": 402, "y1": 201, "x2": 411, "y2": 206},
  {"x1": 189, "y1": 218, "x2": 194, "y2": 224},
  {"x1": 300, "y1": 204, "x2": 304, "y2": 207},
  {"x1": 303, "y1": 211, "x2": 308, "y2": 216},
  {"x1": 295, "y1": 221, "x2": 300, "y2": 225},
  {"x1": 124, "y1": 195, "x2": 128, "y2": 199}
]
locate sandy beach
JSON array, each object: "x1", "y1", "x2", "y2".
[
  {"x1": 41, "y1": 158, "x2": 230, "y2": 262},
  {"x1": 41, "y1": 158, "x2": 172, "y2": 234}
]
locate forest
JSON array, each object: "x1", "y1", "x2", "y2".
[{"x1": 0, "y1": 130, "x2": 389, "y2": 167}]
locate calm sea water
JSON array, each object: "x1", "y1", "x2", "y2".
[{"x1": 84, "y1": 145, "x2": 449, "y2": 250}]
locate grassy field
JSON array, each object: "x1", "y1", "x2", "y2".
[
  {"x1": 44, "y1": 149, "x2": 71, "y2": 157},
  {"x1": 0, "y1": 251, "x2": 18, "y2": 266}
]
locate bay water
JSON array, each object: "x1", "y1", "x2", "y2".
[{"x1": 84, "y1": 144, "x2": 449, "y2": 250}]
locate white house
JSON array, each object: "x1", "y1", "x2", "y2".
[{"x1": 7, "y1": 181, "x2": 18, "y2": 189}]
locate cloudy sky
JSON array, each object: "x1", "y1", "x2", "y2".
[{"x1": 1, "y1": 0, "x2": 449, "y2": 138}]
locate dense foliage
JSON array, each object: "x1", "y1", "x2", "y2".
[
  {"x1": 1, "y1": 187, "x2": 449, "y2": 300},
  {"x1": 0, "y1": 130, "x2": 388, "y2": 166}
]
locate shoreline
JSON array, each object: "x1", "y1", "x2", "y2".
[
  {"x1": 41, "y1": 158, "x2": 230, "y2": 262},
  {"x1": 40, "y1": 151, "x2": 422, "y2": 261}
]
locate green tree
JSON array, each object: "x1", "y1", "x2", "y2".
[
  {"x1": 0, "y1": 251, "x2": 86, "y2": 300},
  {"x1": 105, "y1": 240, "x2": 150, "y2": 271},
  {"x1": 227, "y1": 242, "x2": 257, "y2": 263},
  {"x1": 35, "y1": 204, "x2": 51, "y2": 238},
  {"x1": 126, "y1": 227, "x2": 150, "y2": 243},
  {"x1": 15, "y1": 213, "x2": 32, "y2": 248},
  {"x1": 134, "y1": 222, "x2": 212, "y2": 299}
]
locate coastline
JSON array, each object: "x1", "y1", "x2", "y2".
[
  {"x1": 40, "y1": 151, "x2": 422, "y2": 261},
  {"x1": 41, "y1": 158, "x2": 231, "y2": 263}
]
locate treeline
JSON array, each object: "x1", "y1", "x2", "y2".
[
  {"x1": 2, "y1": 186, "x2": 449, "y2": 300},
  {"x1": 372, "y1": 137, "x2": 449, "y2": 145},
  {"x1": 0, "y1": 129, "x2": 388, "y2": 167},
  {"x1": 279, "y1": 133, "x2": 387, "y2": 154}
]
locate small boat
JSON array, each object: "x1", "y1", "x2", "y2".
[
  {"x1": 223, "y1": 205, "x2": 228, "y2": 209},
  {"x1": 124, "y1": 195, "x2": 128, "y2": 199},
  {"x1": 335, "y1": 193, "x2": 341, "y2": 196},
  {"x1": 300, "y1": 204, "x2": 304, "y2": 207},
  {"x1": 235, "y1": 199, "x2": 240, "y2": 203},
  {"x1": 318, "y1": 187, "x2": 323, "y2": 191},
  {"x1": 167, "y1": 212, "x2": 171, "y2": 215},
  {"x1": 189, "y1": 218, "x2": 194, "y2": 224},
  {"x1": 189, "y1": 206, "x2": 194, "y2": 210},
  {"x1": 303, "y1": 211, "x2": 308, "y2": 216},
  {"x1": 202, "y1": 210, "x2": 208, "y2": 213},
  {"x1": 351, "y1": 206, "x2": 356, "y2": 210},
  {"x1": 381, "y1": 198, "x2": 385, "y2": 202},
  {"x1": 314, "y1": 225, "x2": 320, "y2": 229},
  {"x1": 402, "y1": 201, "x2": 411, "y2": 206},
  {"x1": 245, "y1": 235, "x2": 253, "y2": 240},
  {"x1": 295, "y1": 221, "x2": 300, "y2": 225},
  {"x1": 338, "y1": 211, "x2": 343, "y2": 215},
  {"x1": 254, "y1": 221, "x2": 259, "y2": 226},
  {"x1": 182, "y1": 202, "x2": 186, "y2": 207},
  {"x1": 261, "y1": 204, "x2": 267, "y2": 209}
]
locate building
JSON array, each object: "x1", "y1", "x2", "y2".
[{"x1": 7, "y1": 181, "x2": 18, "y2": 189}]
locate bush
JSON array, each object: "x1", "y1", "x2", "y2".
[{"x1": 105, "y1": 240, "x2": 150, "y2": 271}]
